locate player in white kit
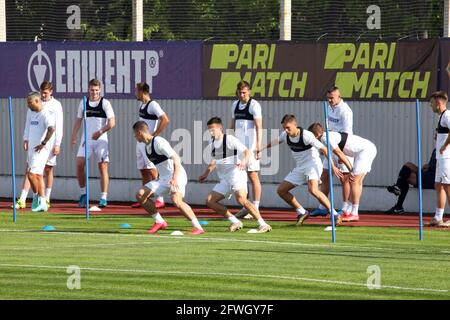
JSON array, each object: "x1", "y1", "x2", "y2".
[
  {"x1": 199, "y1": 117, "x2": 272, "y2": 233},
  {"x1": 23, "y1": 92, "x2": 56, "y2": 212},
  {"x1": 71, "y1": 79, "x2": 116, "y2": 208},
  {"x1": 133, "y1": 121, "x2": 205, "y2": 235},
  {"x1": 132, "y1": 82, "x2": 170, "y2": 209},
  {"x1": 12, "y1": 81, "x2": 63, "y2": 210},
  {"x1": 311, "y1": 87, "x2": 354, "y2": 217},
  {"x1": 428, "y1": 91, "x2": 450, "y2": 227},
  {"x1": 309, "y1": 123, "x2": 377, "y2": 222},
  {"x1": 231, "y1": 81, "x2": 263, "y2": 220},
  {"x1": 258, "y1": 115, "x2": 350, "y2": 226}
]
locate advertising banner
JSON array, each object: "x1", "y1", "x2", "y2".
[
  {"x1": 203, "y1": 40, "x2": 439, "y2": 100},
  {"x1": 0, "y1": 41, "x2": 202, "y2": 99}
]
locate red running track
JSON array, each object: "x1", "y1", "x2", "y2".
[{"x1": 1, "y1": 199, "x2": 448, "y2": 229}]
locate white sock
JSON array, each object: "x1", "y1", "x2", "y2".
[
  {"x1": 191, "y1": 217, "x2": 203, "y2": 230},
  {"x1": 45, "y1": 188, "x2": 52, "y2": 201},
  {"x1": 228, "y1": 216, "x2": 241, "y2": 224},
  {"x1": 80, "y1": 187, "x2": 86, "y2": 195},
  {"x1": 257, "y1": 218, "x2": 268, "y2": 227},
  {"x1": 351, "y1": 204, "x2": 359, "y2": 216},
  {"x1": 435, "y1": 208, "x2": 444, "y2": 221},
  {"x1": 318, "y1": 204, "x2": 326, "y2": 210},
  {"x1": 39, "y1": 196, "x2": 47, "y2": 206},
  {"x1": 19, "y1": 189, "x2": 29, "y2": 202},
  {"x1": 156, "y1": 196, "x2": 164, "y2": 203},
  {"x1": 100, "y1": 192, "x2": 107, "y2": 200},
  {"x1": 253, "y1": 201, "x2": 260, "y2": 211},
  {"x1": 343, "y1": 201, "x2": 351, "y2": 212},
  {"x1": 332, "y1": 209, "x2": 339, "y2": 216},
  {"x1": 152, "y1": 212, "x2": 165, "y2": 223},
  {"x1": 296, "y1": 206, "x2": 306, "y2": 215}
]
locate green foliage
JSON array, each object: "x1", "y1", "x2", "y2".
[{"x1": 5, "y1": 0, "x2": 445, "y2": 41}]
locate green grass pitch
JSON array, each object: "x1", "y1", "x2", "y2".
[{"x1": 0, "y1": 212, "x2": 449, "y2": 300}]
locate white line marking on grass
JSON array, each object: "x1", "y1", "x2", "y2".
[
  {"x1": 1, "y1": 241, "x2": 182, "y2": 251},
  {"x1": 0, "y1": 229, "x2": 443, "y2": 255},
  {"x1": 0, "y1": 263, "x2": 447, "y2": 294}
]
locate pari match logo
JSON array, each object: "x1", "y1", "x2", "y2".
[
  {"x1": 207, "y1": 44, "x2": 308, "y2": 99},
  {"x1": 27, "y1": 44, "x2": 161, "y2": 96},
  {"x1": 325, "y1": 43, "x2": 432, "y2": 99}
]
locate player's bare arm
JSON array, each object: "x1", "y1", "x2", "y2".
[
  {"x1": 71, "y1": 118, "x2": 83, "y2": 147},
  {"x1": 257, "y1": 138, "x2": 281, "y2": 159},
  {"x1": 199, "y1": 160, "x2": 216, "y2": 182},
  {"x1": 35, "y1": 126, "x2": 55, "y2": 152},
  {"x1": 153, "y1": 114, "x2": 170, "y2": 137},
  {"x1": 92, "y1": 117, "x2": 116, "y2": 140},
  {"x1": 320, "y1": 146, "x2": 344, "y2": 179},
  {"x1": 255, "y1": 117, "x2": 263, "y2": 154},
  {"x1": 333, "y1": 147, "x2": 353, "y2": 172}
]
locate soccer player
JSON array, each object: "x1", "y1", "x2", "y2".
[
  {"x1": 132, "y1": 82, "x2": 170, "y2": 209},
  {"x1": 311, "y1": 87, "x2": 354, "y2": 217},
  {"x1": 258, "y1": 115, "x2": 347, "y2": 226},
  {"x1": 230, "y1": 81, "x2": 263, "y2": 220},
  {"x1": 428, "y1": 91, "x2": 450, "y2": 227},
  {"x1": 385, "y1": 148, "x2": 436, "y2": 214},
  {"x1": 199, "y1": 117, "x2": 272, "y2": 233},
  {"x1": 71, "y1": 79, "x2": 116, "y2": 208},
  {"x1": 23, "y1": 92, "x2": 56, "y2": 212},
  {"x1": 309, "y1": 123, "x2": 377, "y2": 222},
  {"x1": 133, "y1": 121, "x2": 205, "y2": 235},
  {"x1": 12, "y1": 81, "x2": 63, "y2": 209}
]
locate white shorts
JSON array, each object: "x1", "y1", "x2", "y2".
[
  {"x1": 246, "y1": 154, "x2": 260, "y2": 172},
  {"x1": 213, "y1": 171, "x2": 248, "y2": 200},
  {"x1": 136, "y1": 142, "x2": 156, "y2": 170},
  {"x1": 77, "y1": 139, "x2": 110, "y2": 163},
  {"x1": 435, "y1": 159, "x2": 450, "y2": 184},
  {"x1": 27, "y1": 147, "x2": 51, "y2": 175},
  {"x1": 353, "y1": 145, "x2": 377, "y2": 175},
  {"x1": 46, "y1": 141, "x2": 59, "y2": 166},
  {"x1": 46, "y1": 152, "x2": 57, "y2": 167},
  {"x1": 323, "y1": 154, "x2": 354, "y2": 173},
  {"x1": 145, "y1": 170, "x2": 188, "y2": 198},
  {"x1": 284, "y1": 163, "x2": 323, "y2": 186}
]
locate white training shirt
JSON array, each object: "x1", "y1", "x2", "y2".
[
  {"x1": 436, "y1": 110, "x2": 450, "y2": 159},
  {"x1": 207, "y1": 134, "x2": 248, "y2": 179},
  {"x1": 43, "y1": 97, "x2": 63, "y2": 147},
  {"x1": 144, "y1": 136, "x2": 185, "y2": 180},
  {"x1": 328, "y1": 99, "x2": 353, "y2": 134},
  {"x1": 24, "y1": 107, "x2": 56, "y2": 149},
  {"x1": 77, "y1": 98, "x2": 115, "y2": 142},
  {"x1": 139, "y1": 100, "x2": 166, "y2": 134},
  {"x1": 278, "y1": 129, "x2": 324, "y2": 169},
  {"x1": 231, "y1": 99, "x2": 262, "y2": 150},
  {"x1": 320, "y1": 131, "x2": 375, "y2": 157}
]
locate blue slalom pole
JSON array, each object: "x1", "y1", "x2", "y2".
[
  {"x1": 83, "y1": 96, "x2": 89, "y2": 221},
  {"x1": 416, "y1": 99, "x2": 423, "y2": 240},
  {"x1": 323, "y1": 101, "x2": 336, "y2": 243},
  {"x1": 8, "y1": 97, "x2": 17, "y2": 223}
]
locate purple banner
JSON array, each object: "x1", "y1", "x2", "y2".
[{"x1": 0, "y1": 41, "x2": 202, "y2": 99}]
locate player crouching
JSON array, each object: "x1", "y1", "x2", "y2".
[
  {"x1": 133, "y1": 121, "x2": 205, "y2": 235},
  {"x1": 309, "y1": 123, "x2": 377, "y2": 222},
  {"x1": 199, "y1": 117, "x2": 272, "y2": 233},
  {"x1": 258, "y1": 115, "x2": 349, "y2": 226}
]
